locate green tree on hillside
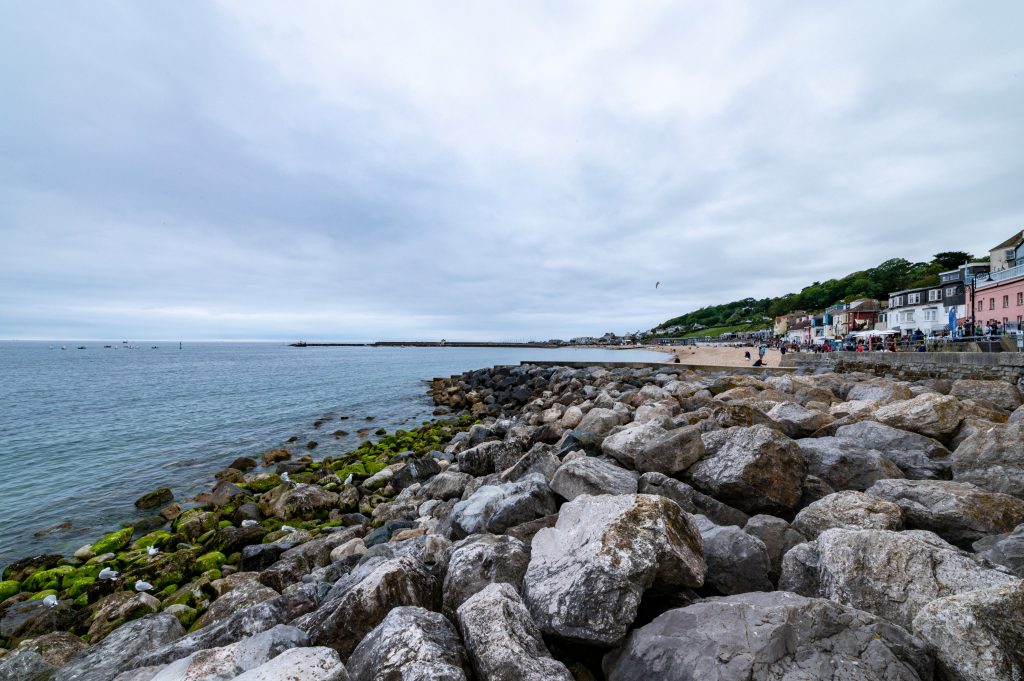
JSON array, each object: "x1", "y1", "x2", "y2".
[{"x1": 932, "y1": 251, "x2": 974, "y2": 270}]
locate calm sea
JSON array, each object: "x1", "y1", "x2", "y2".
[{"x1": 0, "y1": 342, "x2": 665, "y2": 567}]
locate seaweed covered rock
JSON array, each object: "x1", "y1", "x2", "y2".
[
  {"x1": 134, "y1": 487, "x2": 173, "y2": 510},
  {"x1": 258, "y1": 483, "x2": 340, "y2": 521},
  {"x1": 523, "y1": 494, "x2": 705, "y2": 646},
  {"x1": 603, "y1": 591, "x2": 932, "y2": 681}
]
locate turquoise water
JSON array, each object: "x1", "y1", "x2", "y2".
[{"x1": 0, "y1": 342, "x2": 665, "y2": 566}]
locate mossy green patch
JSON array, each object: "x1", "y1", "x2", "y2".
[
  {"x1": 63, "y1": 575, "x2": 95, "y2": 599},
  {"x1": 29, "y1": 589, "x2": 58, "y2": 600},
  {"x1": 237, "y1": 475, "x2": 281, "y2": 494},
  {"x1": 133, "y1": 530, "x2": 172, "y2": 549},
  {"x1": 22, "y1": 565, "x2": 75, "y2": 593},
  {"x1": 195, "y1": 552, "x2": 226, "y2": 573},
  {"x1": 0, "y1": 580, "x2": 21, "y2": 601},
  {"x1": 91, "y1": 527, "x2": 134, "y2": 555}
]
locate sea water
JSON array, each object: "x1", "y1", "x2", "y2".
[{"x1": 0, "y1": 342, "x2": 665, "y2": 566}]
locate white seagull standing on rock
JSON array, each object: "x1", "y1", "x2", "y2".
[
  {"x1": 147, "y1": 546, "x2": 160, "y2": 556},
  {"x1": 281, "y1": 525, "x2": 296, "y2": 533},
  {"x1": 241, "y1": 519, "x2": 258, "y2": 528},
  {"x1": 280, "y1": 471, "x2": 291, "y2": 483},
  {"x1": 98, "y1": 567, "x2": 119, "y2": 580},
  {"x1": 134, "y1": 580, "x2": 153, "y2": 592},
  {"x1": 43, "y1": 594, "x2": 58, "y2": 607}
]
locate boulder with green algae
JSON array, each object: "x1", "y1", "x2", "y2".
[
  {"x1": 133, "y1": 530, "x2": 172, "y2": 550},
  {"x1": 164, "y1": 603, "x2": 197, "y2": 628},
  {"x1": 0, "y1": 581, "x2": 21, "y2": 602},
  {"x1": 123, "y1": 548, "x2": 200, "y2": 591},
  {"x1": 195, "y1": 552, "x2": 226, "y2": 573},
  {"x1": 22, "y1": 565, "x2": 75, "y2": 593},
  {"x1": 173, "y1": 509, "x2": 218, "y2": 540},
  {"x1": 238, "y1": 474, "x2": 282, "y2": 494},
  {"x1": 135, "y1": 487, "x2": 174, "y2": 509},
  {"x1": 29, "y1": 589, "x2": 58, "y2": 601},
  {"x1": 91, "y1": 527, "x2": 134, "y2": 555}
]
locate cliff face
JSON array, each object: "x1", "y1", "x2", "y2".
[{"x1": 2, "y1": 363, "x2": 1024, "y2": 680}]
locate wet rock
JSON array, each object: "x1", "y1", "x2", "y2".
[
  {"x1": 134, "y1": 487, "x2": 173, "y2": 510},
  {"x1": 866, "y1": 479, "x2": 1024, "y2": 547},
  {"x1": 194, "y1": 579, "x2": 280, "y2": 630},
  {"x1": 950, "y1": 379, "x2": 1023, "y2": 413},
  {"x1": 448, "y1": 474, "x2": 557, "y2": 539},
  {"x1": 523, "y1": 494, "x2": 705, "y2": 646},
  {"x1": 456, "y1": 582, "x2": 573, "y2": 681},
  {"x1": 261, "y1": 448, "x2": 291, "y2": 465},
  {"x1": 240, "y1": 543, "x2": 289, "y2": 572},
  {"x1": 875, "y1": 393, "x2": 963, "y2": 440},
  {"x1": 86, "y1": 592, "x2": 160, "y2": 642},
  {"x1": 442, "y1": 534, "x2": 530, "y2": 618},
  {"x1": 601, "y1": 422, "x2": 667, "y2": 469},
  {"x1": 634, "y1": 425, "x2": 704, "y2": 476},
  {"x1": 260, "y1": 528, "x2": 365, "y2": 591},
  {"x1": 603, "y1": 591, "x2": 931, "y2": 681},
  {"x1": 363, "y1": 520, "x2": 414, "y2": 548},
  {"x1": 742, "y1": 514, "x2": 806, "y2": 584},
  {"x1": 347, "y1": 606, "x2": 467, "y2": 681},
  {"x1": 232, "y1": 646, "x2": 349, "y2": 681},
  {"x1": 694, "y1": 516, "x2": 772, "y2": 595},
  {"x1": 549, "y1": 457, "x2": 638, "y2": 501},
  {"x1": 975, "y1": 524, "x2": 1024, "y2": 577},
  {"x1": 54, "y1": 614, "x2": 184, "y2": 681},
  {"x1": 792, "y1": 490, "x2": 904, "y2": 539},
  {"x1": 297, "y1": 555, "x2": 439, "y2": 657},
  {"x1": 834, "y1": 420, "x2": 952, "y2": 479},
  {"x1": 913, "y1": 580, "x2": 1024, "y2": 681},
  {"x1": 689, "y1": 425, "x2": 805, "y2": 514},
  {"x1": 15, "y1": 631, "x2": 87, "y2": 668},
  {"x1": 780, "y1": 527, "x2": 1018, "y2": 628},
  {"x1": 557, "y1": 431, "x2": 603, "y2": 458},
  {"x1": 259, "y1": 483, "x2": 340, "y2": 521},
  {"x1": 637, "y1": 472, "x2": 748, "y2": 527},
  {"x1": 952, "y1": 421, "x2": 1024, "y2": 499},
  {"x1": 229, "y1": 456, "x2": 258, "y2": 472},
  {"x1": 796, "y1": 436, "x2": 904, "y2": 491}
]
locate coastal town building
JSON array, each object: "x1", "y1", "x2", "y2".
[
  {"x1": 882, "y1": 263, "x2": 990, "y2": 335},
  {"x1": 773, "y1": 311, "x2": 806, "y2": 336},
  {"x1": 825, "y1": 299, "x2": 882, "y2": 337},
  {"x1": 988, "y1": 229, "x2": 1024, "y2": 272},
  {"x1": 973, "y1": 265, "x2": 1024, "y2": 335}
]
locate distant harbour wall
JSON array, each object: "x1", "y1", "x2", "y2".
[{"x1": 781, "y1": 351, "x2": 1024, "y2": 384}]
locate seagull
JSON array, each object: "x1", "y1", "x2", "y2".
[
  {"x1": 98, "y1": 567, "x2": 119, "y2": 580},
  {"x1": 280, "y1": 472, "x2": 291, "y2": 483},
  {"x1": 281, "y1": 525, "x2": 296, "y2": 533},
  {"x1": 43, "y1": 594, "x2": 58, "y2": 607},
  {"x1": 147, "y1": 546, "x2": 160, "y2": 556},
  {"x1": 343, "y1": 474, "x2": 353, "y2": 485},
  {"x1": 134, "y1": 580, "x2": 153, "y2": 592},
  {"x1": 655, "y1": 281, "x2": 660, "y2": 289},
  {"x1": 241, "y1": 519, "x2": 258, "y2": 528}
]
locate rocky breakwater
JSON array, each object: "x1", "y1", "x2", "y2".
[{"x1": 2, "y1": 364, "x2": 1024, "y2": 680}]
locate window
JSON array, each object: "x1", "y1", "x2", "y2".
[
  {"x1": 902, "y1": 311, "x2": 915, "y2": 322},
  {"x1": 946, "y1": 287, "x2": 957, "y2": 297},
  {"x1": 990, "y1": 298, "x2": 996, "y2": 310},
  {"x1": 1004, "y1": 295, "x2": 1010, "y2": 308},
  {"x1": 908, "y1": 293, "x2": 921, "y2": 304},
  {"x1": 924, "y1": 310, "x2": 937, "y2": 322},
  {"x1": 978, "y1": 301, "x2": 984, "y2": 312},
  {"x1": 1018, "y1": 292, "x2": 1023, "y2": 306},
  {"x1": 891, "y1": 296, "x2": 902, "y2": 307},
  {"x1": 928, "y1": 290, "x2": 941, "y2": 302}
]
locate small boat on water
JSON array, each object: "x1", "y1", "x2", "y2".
[
  {"x1": 151, "y1": 346, "x2": 159, "y2": 349},
  {"x1": 76, "y1": 346, "x2": 86, "y2": 350}
]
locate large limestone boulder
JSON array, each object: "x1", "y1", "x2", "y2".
[
  {"x1": 834, "y1": 420, "x2": 952, "y2": 479},
  {"x1": 194, "y1": 579, "x2": 280, "y2": 630},
  {"x1": 346, "y1": 606, "x2": 468, "y2": 681},
  {"x1": 846, "y1": 380, "x2": 913, "y2": 403},
  {"x1": 53, "y1": 614, "x2": 184, "y2": 681},
  {"x1": 874, "y1": 393, "x2": 963, "y2": 440},
  {"x1": 522, "y1": 494, "x2": 705, "y2": 646},
  {"x1": 231, "y1": 647, "x2": 349, "y2": 681},
  {"x1": 634, "y1": 425, "x2": 705, "y2": 475},
  {"x1": 258, "y1": 483, "x2": 340, "y2": 521},
  {"x1": 576, "y1": 408, "x2": 625, "y2": 436},
  {"x1": 448, "y1": 474, "x2": 557, "y2": 539},
  {"x1": 603, "y1": 591, "x2": 931, "y2": 681},
  {"x1": 694, "y1": 515, "x2": 772, "y2": 595},
  {"x1": 601, "y1": 422, "x2": 667, "y2": 468},
  {"x1": 155, "y1": 624, "x2": 308, "y2": 681},
  {"x1": 297, "y1": 556, "x2": 439, "y2": 657},
  {"x1": 792, "y1": 490, "x2": 903, "y2": 539},
  {"x1": 796, "y1": 436, "x2": 904, "y2": 491},
  {"x1": 953, "y1": 421, "x2": 1024, "y2": 499},
  {"x1": 549, "y1": 457, "x2": 638, "y2": 501},
  {"x1": 975, "y1": 523, "x2": 1024, "y2": 577},
  {"x1": 766, "y1": 401, "x2": 834, "y2": 437},
  {"x1": 456, "y1": 583, "x2": 574, "y2": 681},
  {"x1": 637, "y1": 472, "x2": 749, "y2": 527},
  {"x1": 689, "y1": 425, "x2": 804, "y2": 513},
  {"x1": 441, "y1": 534, "x2": 530, "y2": 617},
  {"x1": 866, "y1": 479, "x2": 1024, "y2": 547},
  {"x1": 742, "y1": 515, "x2": 807, "y2": 584},
  {"x1": 950, "y1": 379, "x2": 1023, "y2": 413},
  {"x1": 780, "y1": 527, "x2": 1018, "y2": 628},
  {"x1": 913, "y1": 581, "x2": 1024, "y2": 681}
]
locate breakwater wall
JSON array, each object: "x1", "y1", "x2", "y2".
[{"x1": 780, "y1": 351, "x2": 1024, "y2": 383}]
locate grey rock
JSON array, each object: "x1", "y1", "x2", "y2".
[
  {"x1": 690, "y1": 425, "x2": 805, "y2": 514},
  {"x1": 634, "y1": 425, "x2": 705, "y2": 476},
  {"x1": 601, "y1": 422, "x2": 667, "y2": 468},
  {"x1": 194, "y1": 579, "x2": 280, "y2": 630},
  {"x1": 975, "y1": 523, "x2": 1024, "y2": 577},
  {"x1": 0, "y1": 650, "x2": 55, "y2": 681},
  {"x1": 347, "y1": 606, "x2": 467, "y2": 681},
  {"x1": 950, "y1": 379, "x2": 1023, "y2": 413},
  {"x1": 13, "y1": 631, "x2": 87, "y2": 668},
  {"x1": 297, "y1": 555, "x2": 439, "y2": 657},
  {"x1": 792, "y1": 490, "x2": 904, "y2": 539},
  {"x1": 834, "y1": 420, "x2": 952, "y2": 479},
  {"x1": 912, "y1": 581, "x2": 1024, "y2": 681},
  {"x1": 766, "y1": 401, "x2": 834, "y2": 437},
  {"x1": 419, "y1": 471, "x2": 472, "y2": 501},
  {"x1": 498, "y1": 443, "x2": 561, "y2": 482},
  {"x1": 695, "y1": 516, "x2": 772, "y2": 594},
  {"x1": 391, "y1": 459, "x2": 442, "y2": 491},
  {"x1": 259, "y1": 483, "x2": 340, "y2": 521},
  {"x1": 442, "y1": 534, "x2": 530, "y2": 618},
  {"x1": 953, "y1": 421, "x2": 1024, "y2": 499},
  {"x1": 456, "y1": 583, "x2": 573, "y2": 681},
  {"x1": 448, "y1": 474, "x2": 557, "y2": 539},
  {"x1": 637, "y1": 472, "x2": 748, "y2": 527},
  {"x1": 523, "y1": 494, "x2": 705, "y2": 646},
  {"x1": 232, "y1": 647, "x2": 349, "y2": 681},
  {"x1": 797, "y1": 436, "x2": 904, "y2": 491},
  {"x1": 603, "y1": 591, "x2": 931, "y2": 681},
  {"x1": 259, "y1": 527, "x2": 364, "y2": 591},
  {"x1": 54, "y1": 614, "x2": 185, "y2": 681},
  {"x1": 875, "y1": 393, "x2": 963, "y2": 440},
  {"x1": 742, "y1": 514, "x2": 806, "y2": 584},
  {"x1": 846, "y1": 380, "x2": 913, "y2": 403},
  {"x1": 780, "y1": 527, "x2": 1018, "y2": 628},
  {"x1": 163, "y1": 624, "x2": 308, "y2": 681},
  {"x1": 576, "y1": 408, "x2": 625, "y2": 436},
  {"x1": 549, "y1": 457, "x2": 638, "y2": 501},
  {"x1": 456, "y1": 441, "x2": 506, "y2": 477},
  {"x1": 866, "y1": 479, "x2": 1024, "y2": 547}
]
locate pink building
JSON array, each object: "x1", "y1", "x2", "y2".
[{"x1": 972, "y1": 265, "x2": 1024, "y2": 334}]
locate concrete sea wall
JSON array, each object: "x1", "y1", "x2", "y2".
[{"x1": 781, "y1": 351, "x2": 1024, "y2": 384}]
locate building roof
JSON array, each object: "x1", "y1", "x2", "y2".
[{"x1": 991, "y1": 229, "x2": 1024, "y2": 251}]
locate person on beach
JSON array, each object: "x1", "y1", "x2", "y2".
[
  {"x1": 744, "y1": 350, "x2": 751, "y2": 361},
  {"x1": 758, "y1": 344, "x2": 767, "y2": 362}
]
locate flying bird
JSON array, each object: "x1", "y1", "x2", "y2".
[
  {"x1": 134, "y1": 580, "x2": 153, "y2": 592},
  {"x1": 655, "y1": 282, "x2": 660, "y2": 289},
  {"x1": 98, "y1": 567, "x2": 119, "y2": 580}
]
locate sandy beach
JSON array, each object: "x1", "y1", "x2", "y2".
[{"x1": 661, "y1": 345, "x2": 785, "y2": 368}]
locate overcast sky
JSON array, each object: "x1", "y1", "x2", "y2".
[{"x1": 2, "y1": 2, "x2": 1022, "y2": 341}]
